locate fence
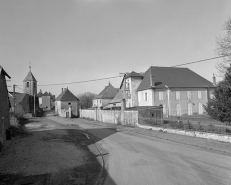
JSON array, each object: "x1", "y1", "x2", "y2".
[
  {"x1": 80, "y1": 106, "x2": 163, "y2": 127},
  {"x1": 80, "y1": 109, "x2": 138, "y2": 127}
]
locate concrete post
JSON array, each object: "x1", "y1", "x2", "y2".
[
  {"x1": 121, "y1": 99, "x2": 126, "y2": 125},
  {"x1": 68, "y1": 106, "x2": 72, "y2": 118}
]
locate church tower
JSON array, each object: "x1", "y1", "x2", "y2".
[{"x1": 23, "y1": 65, "x2": 37, "y2": 96}]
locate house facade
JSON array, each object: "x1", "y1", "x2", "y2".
[
  {"x1": 92, "y1": 82, "x2": 118, "y2": 108},
  {"x1": 55, "y1": 88, "x2": 79, "y2": 118},
  {"x1": 0, "y1": 66, "x2": 11, "y2": 145},
  {"x1": 122, "y1": 67, "x2": 215, "y2": 117},
  {"x1": 38, "y1": 90, "x2": 55, "y2": 110}
]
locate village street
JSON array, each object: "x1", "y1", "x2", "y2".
[
  {"x1": 1, "y1": 115, "x2": 231, "y2": 185},
  {"x1": 24, "y1": 115, "x2": 231, "y2": 184},
  {"x1": 48, "y1": 116, "x2": 231, "y2": 185}
]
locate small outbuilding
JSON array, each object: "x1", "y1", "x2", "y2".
[{"x1": 55, "y1": 88, "x2": 79, "y2": 118}]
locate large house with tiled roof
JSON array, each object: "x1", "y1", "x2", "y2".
[
  {"x1": 120, "y1": 66, "x2": 216, "y2": 116},
  {"x1": 55, "y1": 88, "x2": 79, "y2": 118},
  {"x1": 92, "y1": 82, "x2": 119, "y2": 108}
]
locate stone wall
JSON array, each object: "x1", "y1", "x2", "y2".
[{"x1": 80, "y1": 109, "x2": 138, "y2": 127}]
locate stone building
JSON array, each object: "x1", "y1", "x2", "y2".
[
  {"x1": 121, "y1": 66, "x2": 216, "y2": 117},
  {"x1": 55, "y1": 88, "x2": 79, "y2": 118},
  {"x1": 92, "y1": 82, "x2": 119, "y2": 108},
  {"x1": 23, "y1": 67, "x2": 37, "y2": 96},
  {"x1": 0, "y1": 66, "x2": 11, "y2": 145}
]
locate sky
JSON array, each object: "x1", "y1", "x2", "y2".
[{"x1": 1, "y1": 0, "x2": 231, "y2": 97}]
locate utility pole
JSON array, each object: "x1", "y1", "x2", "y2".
[
  {"x1": 13, "y1": 84, "x2": 16, "y2": 122},
  {"x1": 34, "y1": 93, "x2": 36, "y2": 116}
]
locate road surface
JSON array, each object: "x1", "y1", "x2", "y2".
[{"x1": 43, "y1": 116, "x2": 231, "y2": 185}]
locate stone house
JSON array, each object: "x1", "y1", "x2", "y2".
[
  {"x1": 92, "y1": 82, "x2": 119, "y2": 109},
  {"x1": 38, "y1": 90, "x2": 55, "y2": 110},
  {"x1": 0, "y1": 66, "x2": 11, "y2": 145},
  {"x1": 55, "y1": 88, "x2": 79, "y2": 118},
  {"x1": 121, "y1": 66, "x2": 216, "y2": 117}
]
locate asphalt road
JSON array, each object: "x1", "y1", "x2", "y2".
[{"x1": 46, "y1": 116, "x2": 231, "y2": 185}]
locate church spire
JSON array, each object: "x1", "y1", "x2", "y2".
[{"x1": 29, "y1": 62, "x2": 31, "y2": 71}]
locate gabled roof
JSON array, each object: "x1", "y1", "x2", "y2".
[
  {"x1": 24, "y1": 71, "x2": 37, "y2": 82},
  {"x1": 137, "y1": 66, "x2": 215, "y2": 91},
  {"x1": 119, "y1": 71, "x2": 143, "y2": 89},
  {"x1": 124, "y1": 71, "x2": 143, "y2": 79},
  {"x1": 56, "y1": 88, "x2": 79, "y2": 101},
  {"x1": 109, "y1": 88, "x2": 123, "y2": 104},
  {"x1": 43, "y1": 92, "x2": 49, "y2": 96},
  {"x1": 0, "y1": 66, "x2": 11, "y2": 79},
  {"x1": 94, "y1": 84, "x2": 118, "y2": 99},
  {"x1": 9, "y1": 92, "x2": 27, "y2": 104}
]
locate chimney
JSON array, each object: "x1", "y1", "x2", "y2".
[
  {"x1": 150, "y1": 75, "x2": 155, "y2": 87},
  {"x1": 213, "y1": 73, "x2": 216, "y2": 86},
  {"x1": 62, "y1": 88, "x2": 63, "y2": 92}
]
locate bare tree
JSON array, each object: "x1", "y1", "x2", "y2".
[
  {"x1": 77, "y1": 92, "x2": 96, "y2": 109},
  {"x1": 216, "y1": 18, "x2": 231, "y2": 76}
]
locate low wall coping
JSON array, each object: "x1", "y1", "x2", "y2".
[{"x1": 138, "y1": 124, "x2": 231, "y2": 143}]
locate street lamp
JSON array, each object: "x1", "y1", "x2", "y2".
[{"x1": 165, "y1": 85, "x2": 170, "y2": 117}]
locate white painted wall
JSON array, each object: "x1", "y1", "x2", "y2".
[{"x1": 138, "y1": 89, "x2": 153, "y2": 106}]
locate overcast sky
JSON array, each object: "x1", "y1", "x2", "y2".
[{"x1": 1, "y1": 0, "x2": 231, "y2": 97}]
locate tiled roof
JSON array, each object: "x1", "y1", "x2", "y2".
[
  {"x1": 0, "y1": 66, "x2": 11, "y2": 79},
  {"x1": 9, "y1": 92, "x2": 27, "y2": 104},
  {"x1": 24, "y1": 71, "x2": 37, "y2": 82},
  {"x1": 56, "y1": 88, "x2": 79, "y2": 101},
  {"x1": 94, "y1": 84, "x2": 118, "y2": 99},
  {"x1": 137, "y1": 66, "x2": 215, "y2": 91},
  {"x1": 43, "y1": 92, "x2": 49, "y2": 96},
  {"x1": 109, "y1": 89, "x2": 123, "y2": 104},
  {"x1": 125, "y1": 71, "x2": 143, "y2": 79}
]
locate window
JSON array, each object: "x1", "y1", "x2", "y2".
[
  {"x1": 144, "y1": 92, "x2": 148, "y2": 101},
  {"x1": 176, "y1": 104, "x2": 181, "y2": 116},
  {"x1": 198, "y1": 103, "x2": 203, "y2": 114},
  {"x1": 126, "y1": 91, "x2": 131, "y2": 99},
  {"x1": 34, "y1": 83, "x2": 36, "y2": 88},
  {"x1": 188, "y1": 103, "x2": 193, "y2": 115},
  {"x1": 68, "y1": 103, "x2": 71, "y2": 105},
  {"x1": 176, "y1": 91, "x2": 180, "y2": 100},
  {"x1": 125, "y1": 82, "x2": 130, "y2": 89},
  {"x1": 163, "y1": 104, "x2": 166, "y2": 114},
  {"x1": 198, "y1": 91, "x2": 202, "y2": 99},
  {"x1": 187, "y1": 91, "x2": 191, "y2": 99},
  {"x1": 159, "y1": 92, "x2": 164, "y2": 101},
  {"x1": 26, "y1": 82, "x2": 29, "y2": 87}
]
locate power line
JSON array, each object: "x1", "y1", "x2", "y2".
[
  {"x1": 14, "y1": 55, "x2": 228, "y2": 87},
  {"x1": 26, "y1": 75, "x2": 121, "y2": 87},
  {"x1": 16, "y1": 86, "x2": 23, "y2": 91},
  {"x1": 171, "y1": 55, "x2": 228, "y2": 67}
]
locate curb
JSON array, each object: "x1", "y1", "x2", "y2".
[
  {"x1": 137, "y1": 124, "x2": 231, "y2": 143},
  {"x1": 82, "y1": 132, "x2": 105, "y2": 185}
]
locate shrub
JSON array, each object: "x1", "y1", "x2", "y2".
[
  {"x1": 187, "y1": 120, "x2": 193, "y2": 130},
  {"x1": 197, "y1": 122, "x2": 203, "y2": 131}
]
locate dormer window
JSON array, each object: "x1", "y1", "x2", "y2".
[{"x1": 27, "y1": 82, "x2": 29, "y2": 87}]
